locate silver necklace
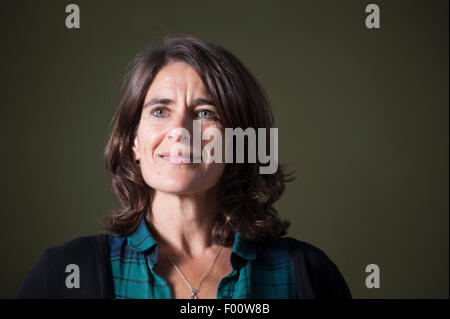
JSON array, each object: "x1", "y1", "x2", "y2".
[{"x1": 161, "y1": 245, "x2": 223, "y2": 299}]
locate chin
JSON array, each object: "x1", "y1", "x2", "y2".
[{"x1": 150, "y1": 179, "x2": 217, "y2": 195}]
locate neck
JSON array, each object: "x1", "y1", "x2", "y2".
[{"x1": 146, "y1": 187, "x2": 220, "y2": 257}]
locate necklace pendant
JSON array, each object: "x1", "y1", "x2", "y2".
[{"x1": 190, "y1": 288, "x2": 199, "y2": 299}]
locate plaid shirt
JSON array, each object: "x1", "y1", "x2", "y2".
[{"x1": 109, "y1": 218, "x2": 297, "y2": 299}]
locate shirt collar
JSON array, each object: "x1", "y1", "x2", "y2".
[
  {"x1": 231, "y1": 232, "x2": 256, "y2": 261},
  {"x1": 127, "y1": 218, "x2": 158, "y2": 253},
  {"x1": 127, "y1": 218, "x2": 256, "y2": 265}
]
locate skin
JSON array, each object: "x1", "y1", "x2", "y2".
[{"x1": 132, "y1": 61, "x2": 233, "y2": 299}]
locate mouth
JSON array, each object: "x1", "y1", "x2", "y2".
[{"x1": 158, "y1": 152, "x2": 202, "y2": 164}]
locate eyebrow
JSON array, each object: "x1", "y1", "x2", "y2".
[{"x1": 143, "y1": 98, "x2": 216, "y2": 109}]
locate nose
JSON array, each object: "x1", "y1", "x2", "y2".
[
  {"x1": 168, "y1": 127, "x2": 187, "y2": 143},
  {"x1": 166, "y1": 114, "x2": 193, "y2": 144},
  {"x1": 165, "y1": 105, "x2": 194, "y2": 144}
]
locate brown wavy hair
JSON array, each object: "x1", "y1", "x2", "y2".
[{"x1": 102, "y1": 34, "x2": 294, "y2": 246}]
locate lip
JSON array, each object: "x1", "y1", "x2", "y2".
[{"x1": 158, "y1": 152, "x2": 202, "y2": 164}]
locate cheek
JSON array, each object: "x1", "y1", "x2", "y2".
[
  {"x1": 206, "y1": 162, "x2": 226, "y2": 181},
  {"x1": 206, "y1": 163, "x2": 226, "y2": 190},
  {"x1": 138, "y1": 127, "x2": 165, "y2": 159}
]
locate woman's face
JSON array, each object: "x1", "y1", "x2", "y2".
[{"x1": 132, "y1": 61, "x2": 225, "y2": 195}]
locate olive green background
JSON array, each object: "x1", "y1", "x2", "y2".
[{"x1": 0, "y1": 0, "x2": 448, "y2": 299}]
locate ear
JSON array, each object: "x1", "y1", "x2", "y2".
[{"x1": 132, "y1": 136, "x2": 140, "y2": 161}]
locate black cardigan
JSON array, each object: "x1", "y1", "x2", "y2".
[{"x1": 17, "y1": 235, "x2": 352, "y2": 299}]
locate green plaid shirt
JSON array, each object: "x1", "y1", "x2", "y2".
[{"x1": 109, "y1": 218, "x2": 297, "y2": 299}]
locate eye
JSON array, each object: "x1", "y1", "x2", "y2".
[
  {"x1": 151, "y1": 107, "x2": 169, "y2": 118},
  {"x1": 196, "y1": 109, "x2": 219, "y2": 121}
]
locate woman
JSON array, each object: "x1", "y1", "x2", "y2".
[{"x1": 18, "y1": 35, "x2": 351, "y2": 299}]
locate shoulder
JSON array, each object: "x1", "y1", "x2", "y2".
[
  {"x1": 254, "y1": 236, "x2": 339, "y2": 273},
  {"x1": 41, "y1": 234, "x2": 110, "y2": 271},
  {"x1": 285, "y1": 237, "x2": 337, "y2": 270},
  {"x1": 255, "y1": 236, "x2": 335, "y2": 263},
  {"x1": 44, "y1": 234, "x2": 109, "y2": 257},
  {"x1": 288, "y1": 237, "x2": 352, "y2": 299},
  {"x1": 257, "y1": 237, "x2": 352, "y2": 299},
  {"x1": 18, "y1": 234, "x2": 112, "y2": 299}
]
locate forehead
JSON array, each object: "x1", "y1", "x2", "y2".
[{"x1": 145, "y1": 61, "x2": 210, "y2": 98}]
